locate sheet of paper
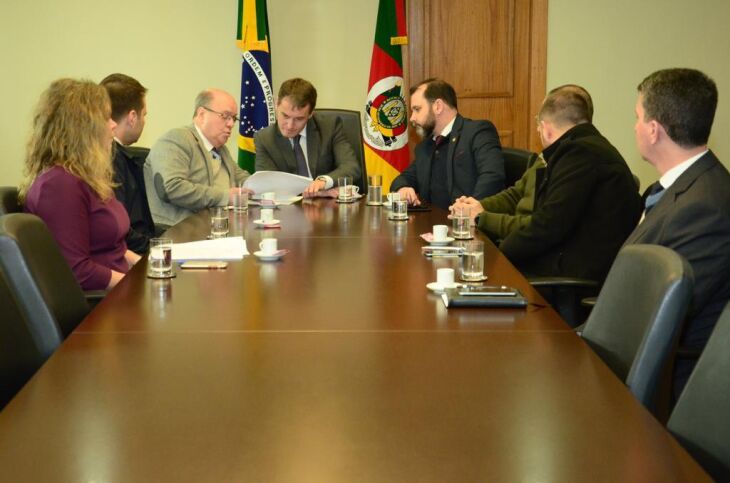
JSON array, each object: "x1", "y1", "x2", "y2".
[
  {"x1": 171, "y1": 236, "x2": 249, "y2": 261},
  {"x1": 243, "y1": 171, "x2": 312, "y2": 199}
]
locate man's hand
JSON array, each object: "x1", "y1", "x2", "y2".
[
  {"x1": 448, "y1": 196, "x2": 484, "y2": 223},
  {"x1": 303, "y1": 178, "x2": 327, "y2": 198},
  {"x1": 397, "y1": 187, "x2": 421, "y2": 206}
]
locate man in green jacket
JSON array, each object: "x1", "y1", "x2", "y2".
[
  {"x1": 450, "y1": 84, "x2": 591, "y2": 243},
  {"x1": 451, "y1": 153, "x2": 544, "y2": 242}
]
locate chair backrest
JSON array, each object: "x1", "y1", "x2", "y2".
[
  {"x1": 0, "y1": 271, "x2": 50, "y2": 408},
  {"x1": 502, "y1": 147, "x2": 536, "y2": 187},
  {"x1": 315, "y1": 108, "x2": 368, "y2": 193},
  {"x1": 581, "y1": 244, "x2": 693, "y2": 415},
  {"x1": 0, "y1": 213, "x2": 89, "y2": 342},
  {"x1": 668, "y1": 302, "x2": 730, "y2": 480},
  {"x1": 0, "y1": 186, "x2": 21, "y2": 215}
]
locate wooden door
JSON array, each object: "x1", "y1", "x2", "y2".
[{"x1": 406, "y1": 0, "x2": 547, "y2": 151}]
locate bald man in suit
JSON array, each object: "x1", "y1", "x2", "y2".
[{"x1": 145, "y1": 88, "x2": 251, "y2": 226}]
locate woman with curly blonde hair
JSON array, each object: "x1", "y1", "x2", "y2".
[{"x1": 20, "y1": 78, "x2": 140, "y2": 290}]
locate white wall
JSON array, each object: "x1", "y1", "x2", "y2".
[
  {"x1": 3, "y1": 0, "x2": 729, "y2": 192},
  {"x1": 547, "y1": 0, "x2": 730, "y2": 190},
  {"x1": 0, "y1": 0, "x2": 378, "y2": 186}
]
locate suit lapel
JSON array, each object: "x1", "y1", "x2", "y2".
[
  {"x1": 274, "y1": 128, "x2": 298, "y2": 172},
  {"x1": 445, "y1": 115, "x2": 463, "y2": 197},
  {"x1": 189, "y1": 125, "x2": 214, "y2": 185},
  {"x1": 306, "y1": 118, "x2": 320, "y2": 177},
  {"x1": 626, "y1": 151, "x2": 718, "y2": 244}
]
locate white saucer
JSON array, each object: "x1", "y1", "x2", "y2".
[
  {"x1": 430, "y1": 236, "x2": 455, "y2": 246},
  {"x1": 253, "y1": 219, "x2": 281, "y2": 226},
  {"x1": 427, "y1": 281, "x2": 461, "y2": 294},
  {"x1": 254, "y1": 250, "x2": 285, "y2": 261}
]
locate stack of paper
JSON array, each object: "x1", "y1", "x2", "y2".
[
  {"x1": 171, "y1": 236, "x2": 249, "y2": 261},
  {"x1": 243, "y1": 171, "x2": 311, "y2": 199}
]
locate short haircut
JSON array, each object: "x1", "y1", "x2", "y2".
[
  {"x1": 538, "y1": 84, "x2": 593, "y2": 127},
  {"x1": 278, "y1": 78, "x2": 317, "y2": 111},
  {"x1": 193, "y1": 89, "x2": 214, "y2": 118},
  {"x1": 410, "y1": 78, "x2": 458, "y2": 109},
  {"x1": 554, "y1": 84, "x2": 594, "y2": 122},
  {"x1": 100, "y1": 73, "x2": 147, "y2": 122},
  {"x1": 638, "y1": 68, "x2": 717, "y2": 148}
]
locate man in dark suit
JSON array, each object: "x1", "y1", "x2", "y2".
[
  {"x1": 499, "y1": 85, "x2": 641, "y2": 282},
  {"x1": 101, "y1": 73, "x2": 157, "y2": 254},
  {"x1": 624, "y1": 68, "x2": 730, "y2": 399},
  {"x1": 390, "y1": 78, "x2": 505, "y2": 210},
  {"x1": 254, "y1": 78, "x2": 360, "y2": 197}
]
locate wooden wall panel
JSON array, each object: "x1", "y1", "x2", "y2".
[{"x1": 406, "y1": 0, "x2": 546, "y2": 152}]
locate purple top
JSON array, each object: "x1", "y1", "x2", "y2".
[{"x1": 25, "y1": 166, "x2": 130, "y2": 290}]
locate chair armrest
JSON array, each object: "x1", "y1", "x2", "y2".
[
  {"x1": 581, "y1": 296, "x2": 597, "y2": 308},
  {"x1": 84, "y1": 290, "x2": 107, "y2": 310},
  {"x1": 527, "y1": 277, "x2": 599, "y2": 289}
]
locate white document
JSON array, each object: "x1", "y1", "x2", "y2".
[
  {"x1": 243, "y1": 170, "x2": 312, "y2": 200},
  {"x1": 171, "y1": 236, "x2": 249, "y2": 261}
]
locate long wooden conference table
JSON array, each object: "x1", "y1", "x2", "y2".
[{"x1": 0, "y1": 199, "x2": 709, "y2": 481}]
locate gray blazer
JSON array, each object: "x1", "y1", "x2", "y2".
[
  {"x1": 144, "y1": 125, "x2": 250, "y2": 226},
  {"x1": 254, "y1": 113, "x2": 360, "y2": 182},
  {"x1": 624, "y1": 151, "x2": 730, "y2": 350}
]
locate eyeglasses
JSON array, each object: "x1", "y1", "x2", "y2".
[{"x1": 202, "y1": 106, "x2": 239, "y2": 123}]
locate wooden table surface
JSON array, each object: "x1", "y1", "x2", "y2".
[{"x1": 0, "y1": 199, "x2": 709, "y2": 482}]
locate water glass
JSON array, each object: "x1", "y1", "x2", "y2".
[
  {"x1": 392, "y1": 199, "x2": 408, "y2": 220},
  {"x1": 452, "y1": 205, "x2": 471, "y2": 239},
  {"x1": 367, "y1": 185, "x2": 382, "y2": 205},
  {"x1": 461, "y1": 240, "x2": 485, "y2": 281},
  {"x1": 148, "y1": 237, "x2": 173, "y2": 278},
  {"x1": 338, "y1": 176, "x2": 355, "y2": 201},
  {"x1": 233, "y1": 187, "x2": 248, "y2": 213},
  {"x1": 210, "y1": 207, "x2": 229, "y2": 238}
]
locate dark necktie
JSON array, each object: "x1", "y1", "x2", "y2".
[
  {"x1": 293, "y1": 135, "x2": 309, "y2": 177},
  {"x1": 644, "y1": 182, "x2": 665, "y2": 214},
  {"x1": 434, "y1": 134, "x2": 448, "y2": 147}
]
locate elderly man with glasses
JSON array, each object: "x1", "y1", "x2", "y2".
[{"x1": 145, "y1": 88, "x2": 252, "y2": 226}]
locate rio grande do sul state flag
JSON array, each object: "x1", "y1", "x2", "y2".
[
  {"x1": 363, "y1": 0, "x2": 409, "y2": 193},
  {"x1": 236, "y1": 0, "x2": 275, "y2": 173}
]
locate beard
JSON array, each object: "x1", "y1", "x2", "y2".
[{"x1": 412, "y1": 111, "x2": 436, "y2": 139}]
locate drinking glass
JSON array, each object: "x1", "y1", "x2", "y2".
[
  {"x1": 210, "y1": 206, "x2": 229, "y2": 238},
  {"x1": 452, "y1": 205, "x2": 472, "y2": 239},
  {"x1": 148, "y1": 237, "x2": 173, "y2": 278},
  {"x1": 461, "y1": 240, "x2": 485, "y2": 281},
  {"x1": 338, "y1": 176, "x2": 354, "y2": 201},
  {"x1": 233, "y1": 185, "x2": 248, "y2": 213},
  {"x1": 392, "y1": 199, "x2": 408, "y2": 220}
]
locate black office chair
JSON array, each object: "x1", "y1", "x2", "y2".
[
  {"x1": 0, "y1": 186, "x2": 21, "y2": 215},
  {"x1": 315, "y1": 108, "x2": 368, "y2": 193},
  {"x1": 667, "y1": 302, "x2": 730, "y2": 481},
  {"x1": 580, "y1": 244, "x2": 693, "y2": 417},
  {"x1": 0, "y1": 213, "x2": 90, "y2": 340},
  {"x1": 0, "y1": 272, "x2": 51, "y2": 408},
  {"x1": 502, "y1": 147, "x2": 537, "y2": 187}
]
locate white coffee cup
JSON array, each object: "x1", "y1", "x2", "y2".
[
  {"x1": 433, "y1": 224, "x2": 449, "y2": 241},
  {"x1": 259, "y1": 238, "x2": 278, "y2": 254},
  {"x1": 260, "y1": 208, "x2": 274, "y2": 222},
  {"x1": 436, "y1": 268, "x2": 455, "y2": 287}
]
